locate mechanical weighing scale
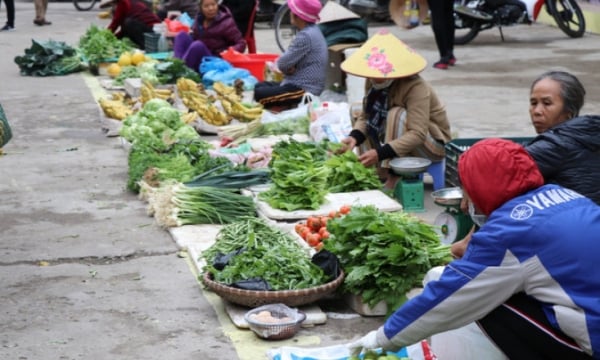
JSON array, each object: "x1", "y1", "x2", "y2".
[
  {"x1": 431, "y1": 187, "x2": 474, "y2": 244},
  {"x1": 389, "y1": 157, "x2": 432, "y2": 212}
]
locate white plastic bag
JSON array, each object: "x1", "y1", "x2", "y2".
[
  {"x1": 267, "y1": 341, "x2": 434, "y2": 360},
  {"x1": 309, "y1": 102, "x2": 352, "y2": 143}
]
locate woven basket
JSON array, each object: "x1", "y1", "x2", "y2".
[
  {"x1": 245, "y1": 304, "x2": 307, "y2": 340},
  {"x1": 202, "y1": 271, "x2": 345, "y2": 308}
]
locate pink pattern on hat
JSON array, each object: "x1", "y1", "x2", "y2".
[
  {"x1": 365, "y1": 47, "x2": 395, "y2": 76},
  {"x1": 288, "y1": 0, "x2": 322, "y2": 23}
]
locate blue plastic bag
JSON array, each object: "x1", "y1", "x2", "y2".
[{"x1": 199, "y1": 56, "x2": 232, "y2": 74}]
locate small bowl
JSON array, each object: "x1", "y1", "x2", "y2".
[
  {"x1": 431, "y1": 187, "x2": 464, "y2": 206},
  {"x1": 244, "y1": 303, "x2": 306, "y2": 340}
]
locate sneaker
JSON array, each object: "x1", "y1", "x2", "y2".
[
  {"x1": 449, "y1": 56, "x2": 457, "y2": 66},
  {"x1": 1, "y1": 24, "x2": 14, "y2": 31},
  {"x1": 433, "y1": 61, "x2": 449, "y2": 70}
]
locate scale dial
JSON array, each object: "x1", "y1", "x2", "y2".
[{"x1": 434, "y1": 212, "x2": 459, "y2": 245}]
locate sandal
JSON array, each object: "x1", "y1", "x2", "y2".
[{"x1": 33, "y1": 19, "x2": 52, "y2": 26}]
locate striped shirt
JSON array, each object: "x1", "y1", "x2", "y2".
[{"x1": 278, "y1": 24, "x2": 328, "y2": 96}]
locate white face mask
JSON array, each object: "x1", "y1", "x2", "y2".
[
  {"x1": 468, "y1": 202, "x2": 488, "y2": 227},
  {"x1": 370, "y1": 79, "x2": 394, "y2": 90}
]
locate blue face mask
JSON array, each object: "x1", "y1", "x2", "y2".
[{"x1": 468, "y1": 202, "x2": 488, "y2": 227}]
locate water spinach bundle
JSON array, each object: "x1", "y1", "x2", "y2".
[
  {"x1": 202, "y1": 217, "x2": 328, "y2": 290},
  {"x1": 324, "y1": 205, "x2": 452, "y2": 315}
]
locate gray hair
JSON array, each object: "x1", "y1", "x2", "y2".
[{"x1": 531, "y1": 71, "x2": 586, "y2": 118}]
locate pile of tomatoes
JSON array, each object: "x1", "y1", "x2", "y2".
[{"x1": 294, "y1": 205, "x2": 351, "y2": 251}]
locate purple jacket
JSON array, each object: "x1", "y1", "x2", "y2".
[{"x1": 191, "y1": 5, "x2": 246, "y2": 56}]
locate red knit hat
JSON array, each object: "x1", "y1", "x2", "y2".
[
  {"x1": 458, "y1": 138, "x2": 544, "y2": 215},
  {"x1": 288, "y1": 0, "x2": 322, "y2": 23}
]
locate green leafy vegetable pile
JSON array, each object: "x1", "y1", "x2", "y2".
[
  {"x1": 14, "y1": 39, "x2": 84, "y2": 76},
  {"x1": 325, "y1": 205, "x2": 452, "y2": 316},
  {"x1": 122, "y1": 99, "x2": 231, "y2": 192},
  {"x1": 202, "y1": 217, "x2": 328, "y2": 290},
  {"x1": 325, "y1": 151, "x2": 381, "y2": 193},
  {"x1": 78, "y1": 25, "x2": 135, "y2": 66},
  {"x1": 258, "y1": 139, "x2": 331, "y2": 211}
]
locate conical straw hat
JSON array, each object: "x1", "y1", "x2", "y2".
[{"x1": 341, "y1": 29, "x2": 427, "y2": 79}]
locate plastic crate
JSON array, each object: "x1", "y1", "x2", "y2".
[
  {"x1": 144, "y1": 32, "x2": 161, "y2": 53},
  {"x1": 445, "y1": 137, "x2": 534, "y2": 188}
]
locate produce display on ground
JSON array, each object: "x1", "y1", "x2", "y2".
[
  {"x1": 324, "y1": 205, "x2": 452, "y2": 316},
  {"x1": 202, "y1": 217, "x2": 331, "y2": 291}
]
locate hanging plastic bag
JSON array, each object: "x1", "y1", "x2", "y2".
[{"x1": 179, "y1": 12, "x2": 194, "y2": 27}]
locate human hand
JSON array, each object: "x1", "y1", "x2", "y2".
[
  {"x1": 347, "y1": 330, "x2": 379, "y2": 356},
  {"x1": 337, "y1": 137, "x2": 357, "y2": 154},
  {"x1": 358, "y1": 149, "x2": 379, "y2": 167},
  {"x1": 450, "y1": 225, "x2": 476, "y2": 259}
]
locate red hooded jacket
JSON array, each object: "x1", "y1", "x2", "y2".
[{"x1": 458, "y1": 138, "x2": 544, "y2": 215}]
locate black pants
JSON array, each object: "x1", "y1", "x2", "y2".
[
  {"x1": 2, "y1": 0, "x2": 15, "y2": 26},
  {"x1": 477, "y1": 293, "x2": 592, "y2": 360},
  {"x1": 426, "y1": 0, "x2": 455, "y2": 62},
  {"x1": 253, "y1": 81, "x2": 305, "y2": 109},
  {"x1": 121, "y1": 18, "x2": 154, "y2": 50}
]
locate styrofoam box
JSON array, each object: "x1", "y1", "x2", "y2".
[{"x1": 344, "y1": 293, "x2": 387, "y2": 316}]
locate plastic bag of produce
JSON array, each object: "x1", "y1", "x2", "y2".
[
  {"x1": 267, "y1": 341, "x2": 435, "y2": 360},
  {"x1": 0, "y1": 103, "x2": 12, "y2": 148}
]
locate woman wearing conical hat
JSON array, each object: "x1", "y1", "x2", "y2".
[{"x1": 338, "y1": 30, "x2": 452, "y2": 190}]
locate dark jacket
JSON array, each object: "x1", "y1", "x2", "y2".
[
  {"x1": 191, "y1": 5, "x2": 246, "y2": 56},
  {"x1": 526, "y1": 115, "x2": 600, "y2": 205}
]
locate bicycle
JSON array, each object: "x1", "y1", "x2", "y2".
[
  {"x1": 273, "y1": 0, "x2": 329, "y2": 52},
  {"x1": 73, "y1": 0, "x2": 100, "y2": 11}
]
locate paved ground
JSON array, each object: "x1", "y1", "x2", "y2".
[{"x1": 1, "y1": 2, "x2": 599, "y2": 359}]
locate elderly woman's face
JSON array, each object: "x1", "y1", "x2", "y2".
[{"x1": 529, "y1": 78, "x2": 570, "y2": 134}]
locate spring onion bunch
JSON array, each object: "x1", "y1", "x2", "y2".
[{"x1": 148, "y1": 182, "x2": 256, "y2": 227}]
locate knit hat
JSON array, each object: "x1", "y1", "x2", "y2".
[
  {"x1": 288, "y1": 0, "x2": 322, "y2": 23},
  {"x1": 458, "y1": 138, "x2": 544, "y2": 216},
  {"x1": 341, "y1": 29, "x2": 426, "y2": 79}
]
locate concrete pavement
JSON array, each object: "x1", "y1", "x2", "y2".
[{"x1": 1, "y1": 2, "x2": 600, "y2": 359}]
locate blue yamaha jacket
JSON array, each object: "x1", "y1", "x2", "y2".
[{"x1": 376, "y1": 184, "x2": 600, "y2": 358}]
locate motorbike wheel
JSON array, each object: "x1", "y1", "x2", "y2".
[
  {"x1": 453, "y1": 12, "x2": 482, "y2": 45},
  {"x1": 73, "y1": 0, "x2": 97, "y2": 11},
  {"x1": 545, "y1": 0, "x2": 585, "y2": 38}
]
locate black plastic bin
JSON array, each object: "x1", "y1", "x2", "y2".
[{"x1": 445, "y1": 137, "x2": 535, "y2": 188}]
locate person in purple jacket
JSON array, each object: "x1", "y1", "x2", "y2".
[{"x1": 173, "y1": 0, "x2": 246, "y2": 73}]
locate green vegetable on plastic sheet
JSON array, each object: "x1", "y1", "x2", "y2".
[
  {"x1": 324, "y1": 205, "x2": 452, "y2": 316},
  {"x1": 325, "y1": 151, "x2": 382, "y2": 193},
  {"x1": 201, "y1": 217, "x2": 328, "y2": 290},
  {"x1": 14, "y1": 39, "x2": 84, "y2": 76},
  {"x1": 258, "y1": 139, "x2": 331, "y2": 211},
  {"x1": 154, "y1": 58, "x2": 201, "y2": 84},
  {"x1": 184, "y1": 163, "x2": 271, "y2": 189}
]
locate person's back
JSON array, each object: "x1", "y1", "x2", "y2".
[
  {"x1": 278, "y1": 23, "x2": 328, "y2": 96},
  {"x1": 526, "y1": 115, "x2": 600, "y2": 205}
]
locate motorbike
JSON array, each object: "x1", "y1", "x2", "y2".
[{"x1": 453, "y1": 0, "x2": 586, "y2": 45}]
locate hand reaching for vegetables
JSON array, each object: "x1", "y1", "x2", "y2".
[
  {"x1": 338, "y1": 136, "x2": 357, "y2": 154},
  {"x1": 358, "y1": 149, "x2": 379, "y2": 167},
  {"x1": 347, "y1": 330, "x2": 381, "y2": 356}
]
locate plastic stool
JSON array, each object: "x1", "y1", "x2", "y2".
[{"x1": 423, "y1": 159, "x2": 446, "y2": 190}]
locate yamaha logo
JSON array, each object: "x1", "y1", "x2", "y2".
[{"x1": 510, "y1": 204, "x2": 534, "y2": 220}]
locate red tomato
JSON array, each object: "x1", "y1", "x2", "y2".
[
  {"x1": 328, "y1": 210, "x2": 339, "y2": 219},
  {"x1": 294, "y1": 223, "x2": 305, "y2": 235},
  {"x1": 339, "y1": 205, "x2": 351, "y2": 215},
  {"x1": 319, "y1": 229, "x2": 330, "y2": 239},
  {"x1": 314, "y1": 241, "x2": 324, "y2": 251},
  {"x1": 301, "y1": 228, "x2": 312, "y2": 241},
  {"x1": 307, "y1": 233, "x2": 321, "y2": 247}
]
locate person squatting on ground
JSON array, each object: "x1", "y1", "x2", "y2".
[
  {"x1": 1, "y1": 0, "x2": 15, "y2": 31},
  {"x1": 426, "y1": 0, "x2": 455, "y2": 69},
  {"x1": 100, "y1": 0, "x2": 161, "y2": 50},
  {"x1": 173, "y1": 0, "x2": 246, "y2": 74},
  {"x1": 346, "y1": 138, "x2": 600, "y2": 360},
  {"x1": 337, "y1": 30, "x2": 451, "y2": 189},
  {"x1": 451, "y1": 70, "x2": 600, "y2": 260},
  {"x1": 526, "y1": 70, "x2": 600, "y2": 205},
  {"x1": 252, "y1": 0, "x2": 328, "y2": 110}
]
